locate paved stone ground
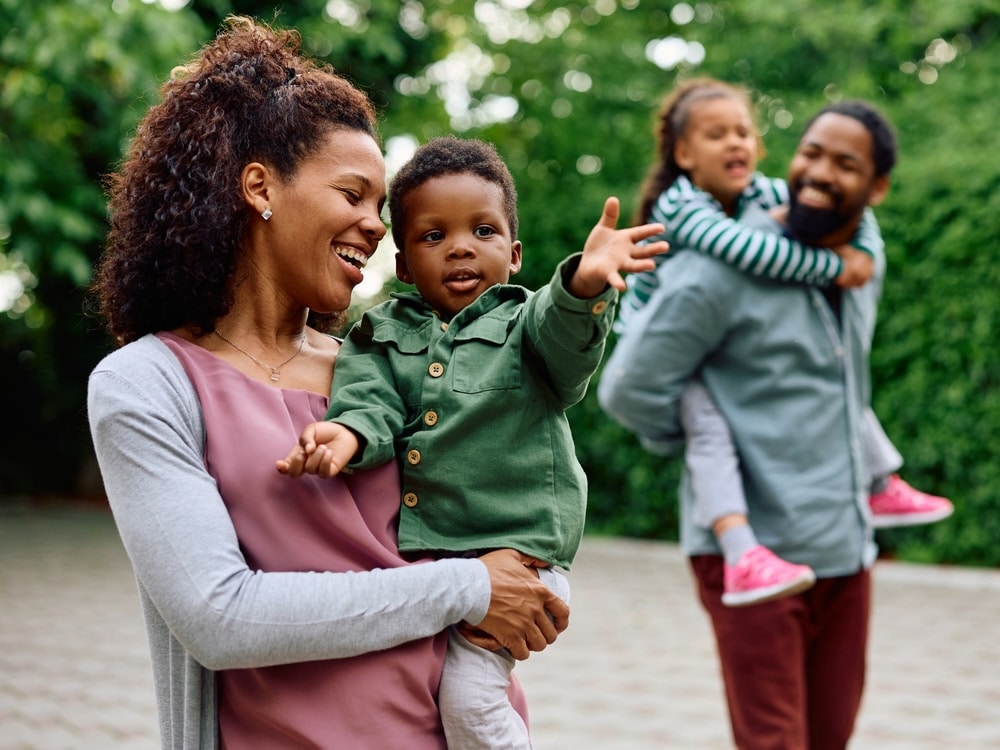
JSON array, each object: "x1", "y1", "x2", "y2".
[{"x1": 1, "y1": 501, "x2": 998, "y2": 749}]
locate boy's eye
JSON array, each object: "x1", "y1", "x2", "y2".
[
  {"x1": 474, "y1": 225, "x2": 496, "y2": 238},
  {"x1": 422, "y1": 230, "x2": 444, "y2": 242}
]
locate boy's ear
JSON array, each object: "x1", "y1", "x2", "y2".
[
  {"x1": 509, "y1": 240, "x2": 523, "y2": 276},
  {"x1": 867, "y1": 174, "x2": 890, "y2": 208},
  {"x1": 395, "y1": 251, "x2": 413, "y2": 284}
]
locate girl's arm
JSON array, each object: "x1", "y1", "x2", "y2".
[{"x1": 653, "y1": 176, "x2": 861, "y2": 287}]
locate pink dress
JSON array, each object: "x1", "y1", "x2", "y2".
[{"x1": 159, "y1": 332, "x2": 452, "y2": 748}]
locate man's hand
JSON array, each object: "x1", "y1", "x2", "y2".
[
  {"x1": 569, "y1": 196, "x2": 669, "y2": 298},
  {"x1": 470, "y1": 549, "x2": 570, "y2": 660},
  {"x1": 276, "y1": 421, "x2": 359, "y2": 478},
  {"x1": 834, "y1": 245, "x2": 874, "y2": 288}
]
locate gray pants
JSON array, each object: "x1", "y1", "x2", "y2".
[
  {"x1": 439, "y1": 566, "x2": 570, "y2": 750},
  {"x1": 681, "y1": 379, "x2": 903, "y2": 530}
]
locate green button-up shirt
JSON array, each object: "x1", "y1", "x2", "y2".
[{"x1": 328, "y1": 255, "x2": 617, "y2": 569}]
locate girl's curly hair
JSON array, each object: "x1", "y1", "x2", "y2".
[{"x1": 91, "y1": 16, "x2": 378, "y2": 345}]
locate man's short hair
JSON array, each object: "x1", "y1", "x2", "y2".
[{"x1": 803, "y1": 100, "x2": 897, "y2": 177}]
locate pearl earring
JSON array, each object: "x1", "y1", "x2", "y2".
[{"x1": 261, "y1": 208, "x2": 273, "y2": 220}]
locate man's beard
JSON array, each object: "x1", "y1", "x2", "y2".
[{"x1": 785, "y1": 197, "x2": 849, "y2": 245}]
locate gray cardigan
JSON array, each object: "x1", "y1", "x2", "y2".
[{"x1": 87, "y1": 334, "x2": 491, "y2": 749}]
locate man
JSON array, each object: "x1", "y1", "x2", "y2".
[{"x1": 599, "y1": 100, "x2": 897, "y2": 749}]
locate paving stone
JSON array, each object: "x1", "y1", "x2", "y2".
[{"x1": 2, "y1": 504, "x2": 998, "y2": 749}]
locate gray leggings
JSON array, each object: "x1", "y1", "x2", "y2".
[
  {"x1": 681, "y1": 378, "x2": 902, "y2": 529},
  {"x1": 438, "y1": 566, "x2": 570, "y2": 750}
]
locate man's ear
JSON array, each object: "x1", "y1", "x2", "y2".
[
  {"x1": 867, "y1": 174, "x2": 890, "y2": 207},
  {"x1": 395, "y1": 251, "x2": 413, "y2": 284},
  {"x1": 242, "y1": 162, "x2": 273, "y2": 215}
]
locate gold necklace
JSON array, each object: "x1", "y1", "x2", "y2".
[{"x1": 214, "y1": 330, "x2": 306, "y2": 383}]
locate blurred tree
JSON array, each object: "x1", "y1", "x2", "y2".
[
  {"x1": 0, "y1": 0, "x2": 207, "y2": 493},
  {"x1": 2, "y1": 0, "x2": 998, "y2": 564}
]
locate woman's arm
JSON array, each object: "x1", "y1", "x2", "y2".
[{"x1": 88, "y1": 339, "x2": 557, "y2": 666}]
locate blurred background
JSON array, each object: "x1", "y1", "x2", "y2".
[{"x1": 2, "y1": 0, "x2": 998, "y2": 566}]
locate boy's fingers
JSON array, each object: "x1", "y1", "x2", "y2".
[
  {"x1": 630, "y1": 223, "x2": 666, "y2": 242},
  {"x1": 299, "y1": 424, "x2": 318, "y2": 453},
  {"x1": 278, "y1": 450, "x2": 306, "y2": 478},
  {"x1": 599, "y1": 196, "x2": 621, "y2": 228}
]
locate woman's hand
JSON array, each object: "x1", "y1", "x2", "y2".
[{"x1": 470, "y1": 549, "x2": 570, "y2": 660}]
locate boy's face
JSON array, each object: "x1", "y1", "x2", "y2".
[{"x1": 396, "y1": 172, "x2": 522, "y2": 318}]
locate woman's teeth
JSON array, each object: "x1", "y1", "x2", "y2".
[{"x1": 335, "y1": 246, "x2": 368, "y2": 269}]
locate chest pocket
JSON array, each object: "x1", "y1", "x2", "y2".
[{"x1": 451, "y1": 315, "x2": 522, "y2": 394}]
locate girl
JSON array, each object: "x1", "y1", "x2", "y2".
[{"x1": 622, "y1": 78, "x2": 952, "y2": 606}]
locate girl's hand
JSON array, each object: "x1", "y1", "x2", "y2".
[{"x1": 834, "y1": 245, "x2": 874, "y2": 288}]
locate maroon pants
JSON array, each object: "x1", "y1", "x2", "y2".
[{"x1": 689, "y1": 555, "x2": 871, "y2": 750}]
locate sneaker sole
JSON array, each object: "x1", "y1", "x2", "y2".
[
  {"x1": 722, "y1": 571, "x2": 817, "y2": 608},
  {"x1": 870, "y1": 505, "x2": 954, "y2": 529}
]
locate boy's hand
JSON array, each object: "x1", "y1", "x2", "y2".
[
  {"x1": 834, "y1": 245, "x2": 874, "y2": 288},
  {"x1": 568, "y1": 196, "x2": 669, "y2": 298},
  {"x1": 276, "y1": 421, "x2": 359, "y2": 478}
]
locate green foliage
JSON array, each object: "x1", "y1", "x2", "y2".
[
  {"x1": 0, "y1": 0, "x2": 208, "y2": 492},
  {"x1": 3, "y1": 0, "x2": 998, "y2": 565}
]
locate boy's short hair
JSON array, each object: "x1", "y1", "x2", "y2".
[{"x1": 388, "y1": 135, "x2": 519, "y2": 251}]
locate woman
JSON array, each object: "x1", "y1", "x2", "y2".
[{"x1": 87, "y1": 17, "x2": 566, "y2": 748}]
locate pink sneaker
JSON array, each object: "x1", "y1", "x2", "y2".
[
  {"x1": 722, "y1": 546, "x2": 816, "y2": 607},
  {"x1": 869, "y1": 475, "x2": 954, "y2": 529}
]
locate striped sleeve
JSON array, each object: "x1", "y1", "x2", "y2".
[
  {"x1": 852, "y1": 208, "x2": 881, "y2": 258},
  {"x1": 650, "y1": 175, "x2": 844, "y2": 286}
]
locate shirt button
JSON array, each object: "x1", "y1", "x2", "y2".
[
  {"x1": 428, "y1": 362, "x2": 444, "y2": 378},
  {"x1": 403, "y1": 492, "x2": 418, "y2": 508},
  {"x1": 407, "y1": 449, "x2": 421, "y2": 465},
  {"x1": 424, "y1": 410, "x2": 439, "y2": 426},
  {"x1": 591, "y1": 300, "x2": 608, "y2": 315},
  {"x1": 440, "y1": 322, "x2": 449, "y2": 332},
  {"x1": 835, "y1": 347, "x2": 845, "y2": 358}
]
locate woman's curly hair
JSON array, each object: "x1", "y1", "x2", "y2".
[{"x1": 91, "y1": 16, "x2": 378, "y2": 345}]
